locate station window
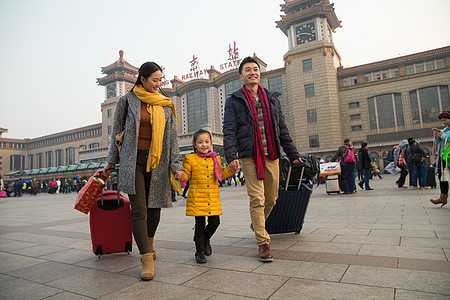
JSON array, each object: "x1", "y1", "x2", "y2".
[
  {"x1": 304, "y1": 84, "x2": 315, "y2": 97},
  {"x1": 349, "y1": 102, "x2": 360, "y2": 108},
  {"x1": 302, "y1": 59, "x2": 312, "y2": 72}
]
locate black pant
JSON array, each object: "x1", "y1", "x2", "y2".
[
  {"x1": 194, "y1": 215, "x2": 220, "y2": 241},
  {"x1": 396, "y1": 165, "x2": 408, "y2": 187},
  {"x1": 407, "y1": 163, "x2": 415, "y2": 186},
  {"x1": 438, "y1": 160, "x2": 449, "y2": 195}
]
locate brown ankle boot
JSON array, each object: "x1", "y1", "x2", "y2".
[
  {"x1": 148, "y1": 237, "x2": 156, "y2": 260},
  {"x1": 430, "y1": 194, "x2": 448, "y2": 207},
  {"x1": 141, "y1": 253, "x2": 154, "y2": 281}
]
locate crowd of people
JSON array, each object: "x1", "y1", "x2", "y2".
[{"x1": 0, "y1": 176, "x2": 92, "y2": 197}]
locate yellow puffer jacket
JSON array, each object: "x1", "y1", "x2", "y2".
[{"x1": 182, "y1": 153, "x2": 235, "y2": 216}]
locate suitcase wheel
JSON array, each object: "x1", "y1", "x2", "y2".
[
  {"x1": 125, "y1": 241, "x2": 132, "y2": 254},
  {"x1": 95, "y1": 245, "x2": 103, "y2": 258}
]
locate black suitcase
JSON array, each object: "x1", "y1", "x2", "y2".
[
  {"x1": 265, "y1": 165, "x2": 313, "y2": 234},
  {"x1": 426, "y1": 167, "x2": 437, "y2": 188}
]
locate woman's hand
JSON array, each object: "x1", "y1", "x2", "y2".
[
  {"x1": 432, "y1": 128, "x2": 443, "y2": 138},
  {"x1": 103, "y1": 163, "x2": 115, "y2": 174},
  {"x1": 174, "y1": 170, "x2": 185, "y2": 181}
]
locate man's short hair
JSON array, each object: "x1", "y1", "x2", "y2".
[
  {"x1": 239, "y1": 57, "x2": 260, "y2": 74},
  {"x1": 361, "y1": 142, "x2": 368, "y2": 148},
  {"x1": 344, "y1": 139, "x2": 350, "y2": 144}
]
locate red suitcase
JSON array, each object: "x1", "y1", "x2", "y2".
[{"x1": 89, "y1": 190, "x2": 133, "y2": 257}]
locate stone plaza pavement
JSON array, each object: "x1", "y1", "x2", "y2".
[{"x1": 1, "y1": 175, "x2": 449, "y2": 299}]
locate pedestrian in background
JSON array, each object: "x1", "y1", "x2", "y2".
[
  {"x1": 430, "y1": 110, "x2": 450, "y2": 207},
  {"x1": 331, "y1": 139, "x2": 357, "y2": 194},
  {"x1": 357, "y1": 143, "x2": 374, "y2": 191},
  {"x1": 394, "y1": 140, "x2": 409, "y2": 188}
]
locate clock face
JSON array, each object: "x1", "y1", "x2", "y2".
[
  {"x1": 296, "y1": 22, "x2": 316, "y2": 45},
  {"x1": 107, "y1": 84, "x2": 116, "y2": 98}
]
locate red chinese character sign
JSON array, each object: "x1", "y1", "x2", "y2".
[
  {"x1": 160, "y1": 66, "x2": 170, "y2": 87},
  {"x1": 220, "y1": 41, "x2": 242, "y2": 71},
  {"x1": 181, "y1": 55, "x2": 208, "y2": 81}
]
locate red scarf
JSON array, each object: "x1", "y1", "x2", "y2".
[
  {"x1": 195, "y1": 150, "x2": 222, "y2": 181},
  {"x1": 241, "y1": 85, "x2": 278, "y2": 180}
]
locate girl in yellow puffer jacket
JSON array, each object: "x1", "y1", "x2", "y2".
[{"x1": 182, "y1": 129, "x2": 237, "y2": 263}]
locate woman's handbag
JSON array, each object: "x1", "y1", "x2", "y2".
[{"x1": 74, "y1": 169, "x2": 110, "y2": 214}]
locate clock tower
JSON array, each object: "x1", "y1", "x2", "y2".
[
  {"x1": 277, "y1": 0, "x2": 343, "y2": 151},
  {"x1": 97, "y1": 50, "x2": 138, "y2": 146}
]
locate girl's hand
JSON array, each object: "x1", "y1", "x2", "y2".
[
  {"x1": 432, "y1": 128, "x2": 443, "y2": 138},
  {"x1": 174, "y1": 170, "x2": 185, "y2": 181}
]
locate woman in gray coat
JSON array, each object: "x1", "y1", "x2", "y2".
[{"x1": 104, "y1": 62, "x2": 184, "y2": 281}]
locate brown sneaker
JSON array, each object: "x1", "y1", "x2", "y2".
[{"x1": 258, "y1": 243, "x2": 274, "y2": 262}]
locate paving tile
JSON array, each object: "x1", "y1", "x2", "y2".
[
  {"x1": 185, "y1": 253, "x2": 263, "y2": 272},
  {"x1": 369, "y1": 229, "x2": 437, "y2": 238},
  {"x1": 398, "y1": 258, "x2": 450, "y2": 273},
  {"x1": 269, "y1": 278, "x2": 394, "y2": 300},
  {"x1": 271, "y1": 249, "x2": 317, "y2": 262},
  {"x1": 358, "y1": 244, "x2": 447, "y2": 260},
  {"x1": 395, "y1": 289, "x2": 450, "y2": 299},
  {"x1": 39, "y1": 248, "x2": 94, "y2": 264},
  {"x1": 99, "y1": 281, "x2": 216, "y2": 299},
  {"x1": 0, "y1": 274, "x2": 62, "y2": 299},
  {"x1": 0, "y1": 240, "x2": 38, "y2": 252},
  {"x1": 45, "y1": 291, "x2": 94, "y2": 299},
  {"x1": 341, "y1": 265, "x2": 450, "y2": 295},
  {"x1": 312, "y1": 228, "x2": 371, "y2": 236},
  {"x1": 121, "y1": 261, "x2": 209, "y2": 285},
  {"x1": 13, "y1": 244, "x2": 70, "y2": 257},
  {"x1": 400, "y1": 236, "x2": 450, "y2": 248},
  {"x1": 290, "y1": 232, "x2": 337, "y2": 243},
  {"x1": 0, "y1": 252, "x2": 47, "y2": 273},
  {"x1": 253, "y1": 259, "x2": 348, "y2": 282},
  {"x1": 154, "y1": 248, "x2": 194, "y2": 264},
  {"x1": 46, "y1": 269, "x2": 139, "y2": 298},
  {"x1": 310, "y1": 253, "x2": 398, "y2": 268},
  {"x1": 332, "y1": 235, "x2": 400, "y2": 246},
  {"x1": 75, "y1": 253, "x2": 140, "y2": 272},
  {"x1": 287, "y1": 241, "x2": 362, "y2": 255},
  {"x1": 345, "y1": 223, "x2": 402, "y2": 230},
  {"x1": 5, "y1": 261, "x2": 89, "y2": 283},
  {"x1": 183, "y1": 269, "x2": 288, "y2": 298}
]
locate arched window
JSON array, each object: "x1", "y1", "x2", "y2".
[
  {"x1": 225, "y1": 79, "x2": 243, "y2": 98},
  {"x1": 187, "y1": 88, "x2": 208, "y2": 132},
  {"x1": 410, "y1": 85, "x2": 449, "y2": 125},
  {"x1": 367, "y1": 93, "x2": 404, "y2": 131}
]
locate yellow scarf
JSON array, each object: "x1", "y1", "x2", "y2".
[{"x1": 133, "y1": 85, "x2": 180, "y2": 193}]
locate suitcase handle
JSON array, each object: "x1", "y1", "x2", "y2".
[
  {"x1": 285, "y1": 164, "x2": 305, "y2": 192},
  {"x1": 98, "y1": 168, "x2": 121, "y2": 207}
]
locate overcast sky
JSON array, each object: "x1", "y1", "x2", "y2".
[{"x1": 0, "y1": 0, "x2": 449, "y2": 139}]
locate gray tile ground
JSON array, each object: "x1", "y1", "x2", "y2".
[{"x1": 1, "y1": 176, "x2": 449, "y2": 299}]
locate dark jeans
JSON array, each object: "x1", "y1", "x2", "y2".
[
  {"x1": 341, "y1": 164, "x2": 356, "y2": 193},
  {"x1": 395, "y1": 165, "x2": 408, "y2": 187},
  {"x1": 413, "y1": 162, "x2": 427, "y2": 188},
  {"x1": 359, "y1": 168, "x2": 371, "y2": 189},
  {"x1": 194, "y1": 215, "x2": 220, "y2": 241}
]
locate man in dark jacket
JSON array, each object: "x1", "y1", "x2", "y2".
[
  {"x1": 331, "y1": 139, "x2": 356, "y2": 194},
  {"x1": 223, "y1": 56, "x2": 301, "y2": 263},
  {"x1": 409, "y1": 139, "x2": 430, "y2": 190},
  {"x1": 357, "y1": 143, "x2": 374, "y2": 190}
]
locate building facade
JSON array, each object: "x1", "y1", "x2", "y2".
[{"x1": 1, "y1": 0, "x2": 449, "y2": 178}]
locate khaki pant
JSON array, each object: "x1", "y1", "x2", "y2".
[{"x1": 241, "y1": 156, "x2": 279, "y2": 246}]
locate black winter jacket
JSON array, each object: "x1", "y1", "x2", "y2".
[
  {"x1": 358, "y1": 148, "x2": 372, "y2": 169},
  {"x1": 223, "y1": 88, "x2": 299, "y2": 163}
]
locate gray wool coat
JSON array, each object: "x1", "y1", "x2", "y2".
[{"x1": 107, "y1": 92, "x2": 183, "y2": 208}]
